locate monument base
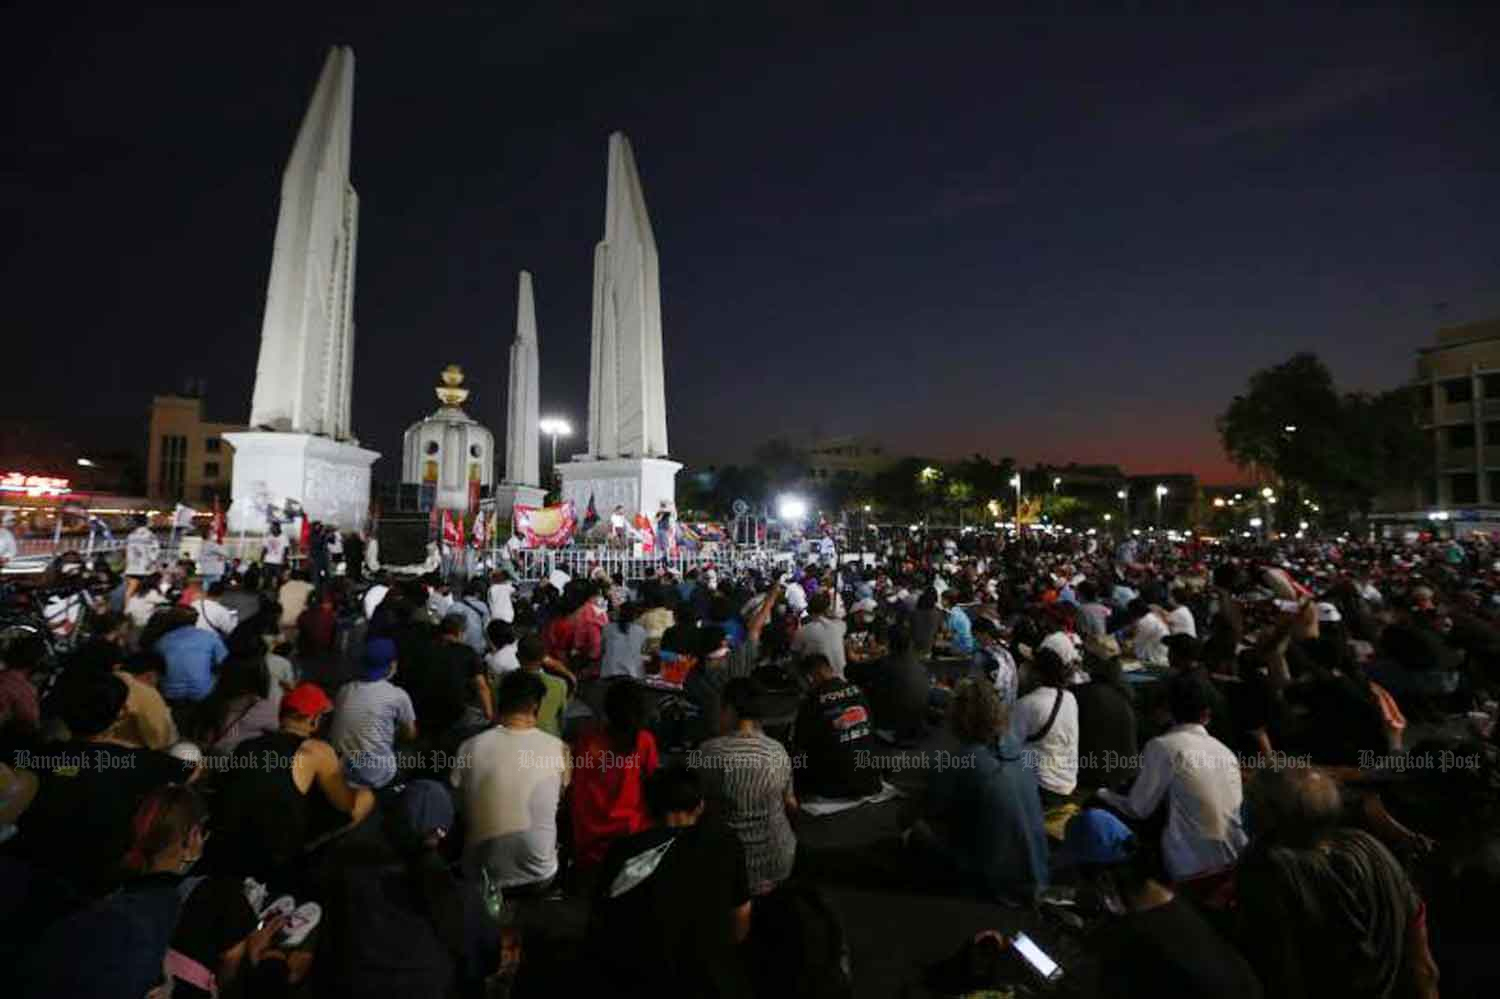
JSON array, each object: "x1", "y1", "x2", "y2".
[
  {"x1": 225, "y1": 432, "x2": 380, "y2": 534},
  {"x1": 558, "y1": 456, "x2": 680, "y2": 525}
]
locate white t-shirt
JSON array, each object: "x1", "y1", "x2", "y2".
[
  {"x1": 1133, "y1": 611, "x2": 1171, "y2": 666},
  {"x1": 195, "y1": 598, "x2": 238, "y2": 637},
  {"x1": 1166, "y1": 605, "x2": 1198, "y2": 637},
  {"x1": 451, "y1": 725, "x2": 570, "y2": 887},
  {"x1": 263, "y1": 534, "x2": 289, "y2": 566},
  {"x1": 485, "y1": 642, "x2": 520, "y2": 676},
  {"x1": 1014, "y1": 686, "x2": 1079, "y2": 796},
  {"x1": 362, "y1": 583, "x2": 390, "y2": 621},
  {"x1": 487, "y1": 582, "x2": 515, "y2": 624}
]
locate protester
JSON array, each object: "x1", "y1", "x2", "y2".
[
  {"x1": 329, "y1": 637, "x2": 417, "y2": 789},
  {"x1": 792, "y1": 652, "x2": 882, "y2": 800},
  {"x1": 570, "y1": 679, "x2": 661, "y2": 877},
  {"x1": 695, "y1": 676, "x2": 798, "y2": 895},
  {"x1": 1013, "y1": 648, "x2": 1080, "y2": 806}
]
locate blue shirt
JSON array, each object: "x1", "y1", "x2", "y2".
[
  {"x1": 156, "y1": 626, "x2": 229, "y2": 701},
  {"x1": 926, "y1": 736, "x2": 1049, "y2": 901},
  {"x1": 946, "y1": 606, "x2": 975, "y2": 655}
]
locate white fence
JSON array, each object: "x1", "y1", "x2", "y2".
[{"x1": 500, "y1": 544, "x2": 791, "y2": 583}]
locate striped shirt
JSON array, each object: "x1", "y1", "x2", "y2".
[{"x1": 694, "y1": 730, "x2": 796, "y2": 892}]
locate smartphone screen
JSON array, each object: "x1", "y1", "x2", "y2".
[{"x1": 1012, "y1": 932, "x2": 1063, "y2": 982}]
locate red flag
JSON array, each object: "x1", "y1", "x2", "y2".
[
  {"x1": 211, "y1": 496, "x2": 225, "y2": 543},
  {"x1": 299, "y1": 513, "x2": 311, "y2": 551},
  {"x1": 442, "y1": 509, "x2": 463, "y2": 547}
]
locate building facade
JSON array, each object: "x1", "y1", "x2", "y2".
[
  {"x1": 804, "y1": 435, "x2": 895, "y2": 482},
  {"x1": 1416, "y1": 318, "x2": 1500, "y2": 510},
  {"x1": 147, "y1": 396, "x2": 243, "y2": 503}
]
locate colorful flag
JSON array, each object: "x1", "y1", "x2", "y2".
[
  {"x1": 513, "y1": 500, "x2": 577, "y2": 549},
  {"x1": 472, "y1": 508, "x2": 488, "y2": 548},
  {"x1": 210, "y1": 496, "x2": 225, "y2": 543},
  {"x1": 442, "y1": 509, "x2": 464, "y2": 548},
  {"x1": 583, "y1": 493, "x2": 599, "y2": 532}
]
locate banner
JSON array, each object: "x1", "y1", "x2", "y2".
[
  {"x1": 472, "y1": 507, "x2": 489, "y2": 549},
  {"x1": 210, "y1": 496, "x2": 225, "y2": 543},
  {"x1": 514, "y1": 500, "x2": 577, "y2": 549},
  {"x1": 441, "y1": 509, "x2": 464, "y2": 548}
]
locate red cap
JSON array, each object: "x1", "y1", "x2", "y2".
[{"x1": 281, "y1": 682, "x2": 333, "y2": 718}]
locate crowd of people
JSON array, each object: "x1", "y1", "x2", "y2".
[{"x1": 1, "y1": 518, "x2": 1499, "y2": 996}]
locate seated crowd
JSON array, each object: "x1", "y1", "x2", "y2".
[{"x1": 1, "y1": 526, "x2": 1499, "y2": 997}]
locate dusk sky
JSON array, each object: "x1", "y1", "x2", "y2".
[{"x1": 4, "y1": 7, "x2": 1496, "y2": 484}]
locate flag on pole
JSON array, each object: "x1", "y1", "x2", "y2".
[
  {"x1": 211, "y1": 496, "x2": 226, "y2": 543},
  {"x1": 299, "y1": 513, "x2": 311, "y2": 551},
  {"x1": 442, "y1": 509, "x2": 464, "y2": 548},
  {"x1": 583, "y1": 493, "x2": 599, "y2": 532},
  {"x1": 172, "y1": 503, "x2": 198, "y2": 528},
  {"x1": 472, "y1": 508, "x2": 488, "y2": 549}
]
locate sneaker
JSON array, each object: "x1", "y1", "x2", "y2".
[
  {"x1": 260, "y1": 895, "x2": 295, "y2": 923},
  {"x1": 278, "y1": 901, "x2": 322, "y2": 948},
  {"x1": 242, "y1": 878, "x2": 268, "y2": 915}
]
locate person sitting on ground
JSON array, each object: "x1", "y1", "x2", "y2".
[
  {"x1": 1013, "y1": 648, "x2": 1080, "y2": 807},
  {"x1": 1065, "y1": 808, "x2": 1263, "y2": 998},
  {"x1": 192, "y1": 580, "x2": 239, "y2": 638},
  {"x1": 0, "y1": 634, "x2": 47, "y2": 738},
  {"x1": 451, "y1": 670, "x2": 571, "y2": 898},
  {"x1": 570, "y1": 679, "x2": 661, "y2": 880},
  {"x1": 910, "y1": 587, "x2": 944, "y2": 659},
  {"x1": 792, "y1": 653, "x2": 882, "y2": 801},
  {"x1": 849, "y1": 621, "x2": 930, "y2": 741},
  {"x1": 1235, "y1": 766, "x2": 1439, "y2": 999},
  {"x1": 450, "y1": 579, "x2": 491, "y2": 656},
  {"x1": 316, "y1": 780, "x2": 466, "y2": 999},
  {"x1": 484, "y1": 619, "x2": 521, "y2": 678},
  {"x1": 792, "y1": 590, "x2": 849, "y2": 679},
  {"x1": 195, "y1": 652, "x2": 279, "y2": 756},
  {"x1": 125, "y1": 572, "x2": 169, "y2": 632},
  {"x1": 217, "y1": 573, "x2": 263, "y2": 628},
  {"x1": 9, "y1": 670, "x2": 197, "y2": 900},
  {"x1": 912, "y1": 678, "x2": 1049, "y2": 905},
  {"x1": 586, "y1": 766, "x2": 753, "y2": 998},
  {"x1": 1129, "y1": 599, "x2": 1171, "y2": 667},
  {"x1": 1099, "y1": 670, "x2": 1248, "y2": 883},
  {"x1": 13, "y1": 785, "x2": 212, "y2": 999},
  {"x1": 409, "y1": 612, "x2": 493, "y2": 745},
  {"x1": 296, "y1": 586, "x2": 339, "y2": 660},
  {"x1": 601, "y1": 602, "x2": 648, "y2": 680},
  {"x1": 694, "y1": 677, "x2": 798, "y2": 896},
  {"x1": 570, "y1": 582, "x2": 610, "y2": 668},
  {"x1": 941, "y1": 588, "x2": 976, "y2": 657},
  {"x1": 1073, "y1": 648, "x2": 1138, "y2": 790},
  {"x1": 1076, "y1": 580, "x2": 1112, "y2": 638},
  {"x1": 155, "y1": 604, "x2": 230, "y2": 703},
  {"x1": 517, "y1": 633, "x2": 568, "y2": 738},
  {"x1": 277, "y1": 570, "x2": 315, "y2": 644},
  {"x1": 207, "y1": 681, "x2": 375, "y2": 885},
  {"x1": 329, "y1": 637, "x2": 417, "y2": 790}
]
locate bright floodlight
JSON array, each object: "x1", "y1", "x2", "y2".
[
  {"x1": 76, "y1": 458, "x2": 96, "y2": 467},
  {"x1": 1284, "y1": 424, "x2": 1298, "y2": 433},
  {"x1": 1116, "y1": 489, "x2": 1127, "y2": 499},
  {"x1": 1155, "y1": 484, "x2": 1168, "y2": 497},
  {"x1": 539, "y1": 417, "x2": 572, "y2": 437},
  {"x1": 1249, "y1": 517, "x2": 1263, "y2": 528},
  {"x1": 777, "y1": 495, "x2": 808, "y2": 522}
]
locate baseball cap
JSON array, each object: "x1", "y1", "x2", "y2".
[
  {"x1": 395, "y1": 780, "x2": 454, "y2": 839},
  {"x1": 361, "y1": 637, "x2": 398, "y2": 679},
  {"x1": 1062, "y1": 808, "x2": 1136, "y2": 866},
  {"x1": 282, "y1": 681, "x2": 333, "y2": 718}
]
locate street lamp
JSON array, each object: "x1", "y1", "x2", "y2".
[
  {"x1": 1010, "y1": 474, "x2": 1022, "y2": 532},
  {"x1": 538, "y1": 417, "x2": 572, "y2": 475},
  {"x1": 1284, "y1": 424, "x2": 1297, "y2": 433},
  {"x1": 1155, "y1": 484, "x2": 1168, "y2": 526},
  {"x1": 1117, "y1": 488, "x2": 1128, "y2": 529},
  {"x1": 1052, "y1": 476, "x2": 1061, "y2": 492}
]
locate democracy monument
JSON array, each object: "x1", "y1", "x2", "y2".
[{"x1": 226, "y1": 45, "x2": 678, "y2": 550}]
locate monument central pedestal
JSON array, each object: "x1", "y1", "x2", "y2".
[
  {"x1": 226, "y1": 432, "x2": 379, "y2": 534},
  {"x1": 557, "y1": 457, "x2": 680, "y2": 525}
]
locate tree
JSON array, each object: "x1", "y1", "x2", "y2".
[{"x1": 1219, "y1": 354, "x2": 1426, "y2": 519}]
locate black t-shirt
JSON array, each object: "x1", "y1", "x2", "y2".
[
  {"x1": 8, "y1": 741, "x2": 195, "y2": 895},
  {"x1": 588, "y1": 819, "x2": 752, "y2": 999},
  {"x1": 792, "y1": 678, "x2": 881, "y2": 799},
  {"x1": 1098, "y1": 896, "x2": 1263, "y2": 999},
  {"x1": 1290, "y1": 671, "x2": 1385, "y2": 766},
  {"x1": 408, "y1": 641, "x2": 483, "y2": 736},
  {"x1": 1074, "y1": 681, "x2": 1137, "y2": 789},
  {"x1": 1214, "y1": 670, "x2": 1282, "y2": 758}
]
